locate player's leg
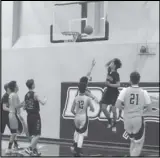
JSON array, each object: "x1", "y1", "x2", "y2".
[
  {"x1": 110, "y1": 94, "x2": 119, "y2": 132},
  {"x1": 6, "y1": 113, "x2": 18, "y2": 154},
  {"x1": 100, "y1": 91, "x2": 112, "y2": 127},
  {"x1": 71, "y1": 116, "x2": 82, "y2": 155},
  {"x1": 1, "y1": 114, "x2": 8, "y2": 134},
  {"x1": 73, "y1": 115, "x2": 88, "y2": 156},
  {"x1": 26, "y1": 114, "x2": 41, "y2": 156},
  {"x1": 13, "y1": 114, "x2": 24, "y2": 150},
  {"x1": 76, "y1": 133, "x2": 84, "y2": 156},
  {"x1": 25, "y1": 114, "x2": 34, "y2": 155},
  {"x1": 71, "y1": 130, "x2": 78, "y2": 154},
  {"x1": 130, "y1": 117, "x2": 145, "y2": 156}
]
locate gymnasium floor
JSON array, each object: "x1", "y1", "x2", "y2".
[{"x1": 1, "y1": 140, "x2": 159, "y2": 157}]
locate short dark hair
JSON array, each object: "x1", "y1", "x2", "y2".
[
  {"x1": 114, "y1": 58, "x2": 122, "y2": 69},
  {"x1": 4, "y1": 83, "x2": 8, "y2": 92},
  {"x1": 79, "y1": 76, "x2": 88, "y2": 84},
  {"x1": 78, "y1": 82, "x2": 87, "y2": 93},
  {"x1": 26, "y1": 79, "x2": 34, "y2": 89},
  {"x1": 8, "y1": 81, "x2": 17, "y2": 92},
  {"x1": 130, "y1": 71, "x2": 140, "y2": 84}
]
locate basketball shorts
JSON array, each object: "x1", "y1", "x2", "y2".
[
  {"x1": 74, "y1": 114, "x2": 89, "y2": 136},
  {"x1": 100, "y1": 89, "x2": 119, "y2": 105},
  {"x1": 9, "y1": 113, "x2": 23, "y2": 134},
  {"x1": 1, "y1": 113, "x2": 10, "y2": 134},
  {"x1": 27, "y1": 113, "x2": 41, "y2": 136},
  {"x1": 126, "y1": 117, "x2": 145, "y2": 141}
]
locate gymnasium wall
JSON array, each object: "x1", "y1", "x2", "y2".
[{"x1": 1, "y1": 1, "x2": 159, "y2": 140}]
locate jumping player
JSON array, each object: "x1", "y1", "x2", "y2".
[
  {"x1": 115, "y1": 71, "x2": 151, "y2": 156},
  {"x1": 100, "y1": 58, "x2": 122, "y2": 132},
  {"x1": 24, "y1": 79, "x2": 47, "y2": 156},
  {"x1": 6, "y1": 81, "x2": 24, "y2": 155},
  {"x1": 71, "y1": 82, "x2": 95, "y2": 156}
]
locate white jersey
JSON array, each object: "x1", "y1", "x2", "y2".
[
  {"x1": 73, "y1": 94, "x2": 93, "y2": 135},
  {"x1": 118, "y1": 85, "x2": 151, "y2": 120},
  {"x1": 9, "y1": 92, "x2": 20, "y2": 113},
  {"x1": 74, "y1": 94, "x2": 92, "y2": 116}
]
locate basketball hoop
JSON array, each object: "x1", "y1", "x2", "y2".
[{"x1": 62, "y1": 32, "x2": 87, "y2": 43}]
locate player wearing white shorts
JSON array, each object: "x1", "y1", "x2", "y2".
[
  {"x1": 76, "y1": 59, "x2": 98, "y2": 103},
  {"x1": 6, "y1": 81, "x2": 25, "y2": 155},
  {"x1": 71, "y1": 82, "x2": 94, "y2": 156},
  {"x1": 115, "y1": 71, "x2": 151, "y2": 156}
]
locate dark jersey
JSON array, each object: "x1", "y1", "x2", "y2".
[
  {"x1": 1, "y1": 93, "x2": 9, "y2": 115},
  {"x1": 106, "y1": 70, "x2": 120, "y2": 95},
  {"x1": 25, "y1": 91, "x2": 40, "y2": 114}
]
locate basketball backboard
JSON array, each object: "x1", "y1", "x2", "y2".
[{"x1": 50, "y1": 1, "x2": 109, "y2": 43}]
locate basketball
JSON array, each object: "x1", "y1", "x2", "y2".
[
  {"x1": 140, "y1": 46, "x2": 147, "y2": 53},
  {"x1": 84, "y1": 25, "x2": 93, "y2": 35}
]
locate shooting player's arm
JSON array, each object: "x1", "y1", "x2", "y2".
[
  {"x1": 107, "y1": 81, "x2": 120, "y2": 88},
  {"x1": 106, "y1": 72, "x2": 120, "y2": 88}
]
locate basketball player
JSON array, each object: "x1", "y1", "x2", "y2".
[
  {"x1": 1, "y1": 84, "x2": 10, "y2": 134},
  {"x1": 115, "y1": 71, "x2": 151, "y2": 156},
  {"x1": 71, "y1": 82, "x2": 95, "y2": 156},
  {"x1": 76, "y1": 59, "x2": 98, "y2": 103},
  {"x1": 6, "y1": 81, "x2": 24, "y2": 154},
  {"x1": 100, "y1": 58, "x2": 122, "y2": 132},
  {"x1": 1, "y1": 83, "x2": 21, "y2": 150},
  {"x1": 24, "y1": 79, "x2": 47, "y2": 156}
]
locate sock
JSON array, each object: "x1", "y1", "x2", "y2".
[
  {"x1": 76, "y1": 147, "x2": 82, "y2": 155},
  {"x1": 8, "y1": 142, "x2": 13, "y2": 149},
  {"x1": 77, "y1": 134, "x2": 84, "y2": 148},
  {"x1": 30, "y1": 135, "x2": 40, "y2": 149},
  {"x1": 74, "y1": 131, "x2": 79, "y2": 143},
  {"x1": 73, "y1": 142, "x2": 77, "y2": 149},
  {"x1": 108, "y1": 118, "x2": 111, "y2": 124}
]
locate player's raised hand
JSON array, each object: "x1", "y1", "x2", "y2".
[
  {"x1": 91, "y1": 58, "x2": 96, "y2": 68},
  {"x1": 43, "y1": 97, "x2": 47, "y2": 104}
]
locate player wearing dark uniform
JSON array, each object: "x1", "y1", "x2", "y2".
[
  {"x1": 1, "y1": 84, "x2": 10, "y2": 134},
  {"x1": 100, "y1": 58, "x2": 122, "y2": 132},
  {"x1": 24, "y1": 79, "x2": 47, "y2": 156}
]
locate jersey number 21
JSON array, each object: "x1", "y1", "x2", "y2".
[{"x1": 130, "y1": 93, "x2": 139, "y2": 105}]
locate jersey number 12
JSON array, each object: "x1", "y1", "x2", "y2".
[
  {"x1": 130, "y1": 94, "x2": 139, "y2": 105},
  {"x1": 78, "y1": 100, "x2": 84, "y2": 109}
]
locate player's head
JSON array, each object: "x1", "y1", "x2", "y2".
[
  {"x1": 79, "y1": 76, "x2": 88, "y2": 85},
  {"x1": 26, "y1": 79, "x2": 35, "y2": 90},
  {"x1": 130, "y1": 71, "x2": 140, "y2": 85},
  {"x1": 109, "y1": 58, "x2": 122, "y2": 71},
  {"x1": 8, "y1": 81, "x2": 18, "y2": 92},
  {"x1": 4, "y1": 83, "x2": 8, "y2": 92},
  {"x1": 78, "y1": 82, "x2": 87, "y2": 94}
]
